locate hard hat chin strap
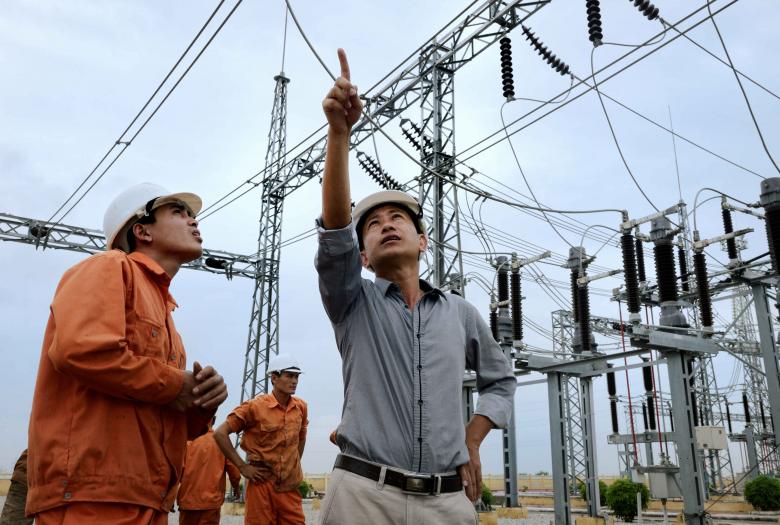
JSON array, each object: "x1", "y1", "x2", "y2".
[{"x1": 142, "y1": 198, "x2": 158, "y2": 219}]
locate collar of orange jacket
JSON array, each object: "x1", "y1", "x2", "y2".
[
  {"x1": 264, "y1": 393, "x2": 300, "y2": 411},
  {"x1": 128, "y1": 251, "x2": 178, "y2": 308}
]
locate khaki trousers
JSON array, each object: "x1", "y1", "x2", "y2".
[{"x1": 318, "y1": 468, "x2": 478, "y2": 525}]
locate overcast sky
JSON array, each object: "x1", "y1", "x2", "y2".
[{"x1": 2, "y1": 0, "x2": 779, "y2": 480}]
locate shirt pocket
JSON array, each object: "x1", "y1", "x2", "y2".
[
  {"x1": 260, "y1": 420, "x2": 283, "y2": 433},
  {"x1": 286, "y1": 410, "x2": 303, "y2": 434},
  {"x1": 130, "y1": 316, "x2": 167, "y2": 361}
]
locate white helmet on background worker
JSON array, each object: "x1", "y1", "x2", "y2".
[
  {"x1": 103, "y1": 183, "x2": 202, "y2": 253},
  {"x1": 351, "y1": 190, "x2": 425, "y2": 249},
  {"x1": 266, "y1": 354, "x2": 303, "y2": 376}
]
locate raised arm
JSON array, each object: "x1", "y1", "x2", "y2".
[{"x1": 321, "y1": 48, "x2": 363, "y2": 229}]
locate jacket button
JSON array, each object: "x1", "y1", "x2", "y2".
[{"x1": 63, "y1": 492, "x2": 72, "y2": 500}]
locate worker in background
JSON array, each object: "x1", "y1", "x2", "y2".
[
  {"x1": 26, "y1": 183, "x2": 228, "y2": 524},
  {"x1": 0, "y1": 449, "x2": 32, "y2": 525},
  {"x1": 214, "y1": 354, "x2": 308, "y2": 525},
  {"x1": 315, "y1": 49, "x2": 516, "y2": 524},
  {"x1": 177, "y1": 416, "x2": 241, "y2": 525}
]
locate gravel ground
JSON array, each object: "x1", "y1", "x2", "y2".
[
  {"x1": 167, "y1": 502, "x2": 560, "y2": 525},
  {"x1": 5, "y1": 496, "x2": 776, "y2": 524},
  {"x1": 0, "y1": 496, "x2": 559, "y2": 524}
]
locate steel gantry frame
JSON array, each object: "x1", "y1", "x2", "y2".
[{"x1": 0, "y1": 213, "x2": 260, "y2": 279}]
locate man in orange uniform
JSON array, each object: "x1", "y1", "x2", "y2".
[
  {"x1": 177, "y1": 417, "x2": 241, "y2": 525},
  {"x1": 214, "y1": 354, "x2": 308, "y2": 525},
  {"x1": 26, "y1": 183, "x2": 229, "y2": 525}
]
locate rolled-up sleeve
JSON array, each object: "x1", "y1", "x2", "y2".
[
  {"x1": 314, "y1": 218, "x2": 363, "y2": 324},
  {"x1": 465, "y1": 304, "x2": 516, "y2": 428}
]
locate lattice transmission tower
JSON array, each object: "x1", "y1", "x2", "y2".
[{"x1": 240, "y1": 70, "x2": 290, "y2": 401}]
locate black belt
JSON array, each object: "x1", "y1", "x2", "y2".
[{"x1": 334, "y1": 454, "x2": 462, "y2": 495}]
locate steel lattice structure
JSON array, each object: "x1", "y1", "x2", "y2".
[
  {"x1": 418, "y1": 41, "x2": 464, "y2": 290},
  {"x1": 241, "y1": 72, "x2": 290, "y2": 402},
  {"x1": 0, "y1": 213, "x2": 259, "y2": 279},
  {"x1": 551, "y1": 310, "x2": 589, "y2": 495}
]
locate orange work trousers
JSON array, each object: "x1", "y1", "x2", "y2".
[
  {"x1": 245, "y1": 481, "x2": 305, "y2": 525},
  {"x1": 178, "y1": 508, "x2": 221, "y2": 525},
  {"x1": 34, "y1": 502, "x2": 168, "y2": 525}
]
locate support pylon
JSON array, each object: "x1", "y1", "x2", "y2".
[{"x1": 241, "y1": 72, "x2": 289, "y2": 402}]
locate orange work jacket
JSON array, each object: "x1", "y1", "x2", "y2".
[
  {"x1": 26, "y1": 250, "x2": 211, "y2": 515},
  {"x1": 227, "y1": 394, "x2": 308, "y2": 492},
  {"x1": 177, "y1": 429, "x2": 241, "y2": 510}
]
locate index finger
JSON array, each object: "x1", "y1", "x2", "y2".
[{"x1": 337, "y1": 48, "x2": 350, "y2": 81}]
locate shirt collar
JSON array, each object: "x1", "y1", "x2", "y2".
[
  {"x1": 264, "y1": 393, "x2": 298, "y2": 410},
  {"x1": 127, "y1": 251, "x2": 178, "y2": 308},
  {"x1": 374, "y1": 277, "x2": 447, "y2": 301}
]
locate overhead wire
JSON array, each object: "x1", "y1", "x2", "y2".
[
  {"x1": 200, "y1": 0, "x2": 488, "y2": 219},
  {"x1": 662, "y1": 18, "x2": 780, "y2": 103},
  {"x1": 589, "y1": 40, "x2": 663, "y2": 211},
  {"x1": 461, "y1": 193, "x2": 494, "y2": 256},
  {"x1": 198, "y1": 123, "x2": 328, "y2": 218},
  {"x1": 500, "y1": 100, "x2": 574, "y2": 247},
  {"x1": 692, "y1": 186, "x2": 755, "y2": 233},
  {"x1": 704, "y1": 1, "x2": 780, "y2": 176},
  {"x1": 668, "y1": 106, "x2": 683, "y2": 203},
  {"x1": 456, "y1": 0, "x2": 749, "y2": 175},
  {"x1": 203, "y1": 0, "x2": 627, "y2": 225},
  {"x1": 466, "y1": 168, "x2": 615, "y2": 245},
  {"x1": 47, "y1": 0, "x2": 243, "y2": 225},
  {"x1": 456, "y1": 0, "x2": 720, "y2": 160},
  {"x1": 460, "y1": 173, "x2": 617, "y2": 244},
  {"x1": 201, "y1": 0, "x2": 753, "y2": 224},
  {"x1": 475, "y1": 195, "x2": 498, "y2": 255}
]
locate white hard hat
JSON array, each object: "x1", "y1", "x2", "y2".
[
  {"x1": 103, "y1": 183, "x2": 202, "y2": 252},
  {"x1": 266, "y1": 354, "x2": 303, "y2": 376},
  {"x1": 352, "y1": 190, "x2": 424, "y2": 248}
]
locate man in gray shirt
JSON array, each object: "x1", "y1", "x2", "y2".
[{"x1": 316, "y1": 49, "x2": 516, "y2": 525}]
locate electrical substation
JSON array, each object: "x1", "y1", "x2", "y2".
[{"x1": 3, "y1": 1, "x2": 780, "y2": 524}]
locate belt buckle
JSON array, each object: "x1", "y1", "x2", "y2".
[
  {"x1": 432, "y1": 474, "x2": 442, "y2": 496},
  {"x1": 402, "y1": 473, "x2": 431, "y2": 495}
]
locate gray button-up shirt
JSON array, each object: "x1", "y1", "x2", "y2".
[{"x1": 315, "y1": 221, "x2": 516, "y2": 474}]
